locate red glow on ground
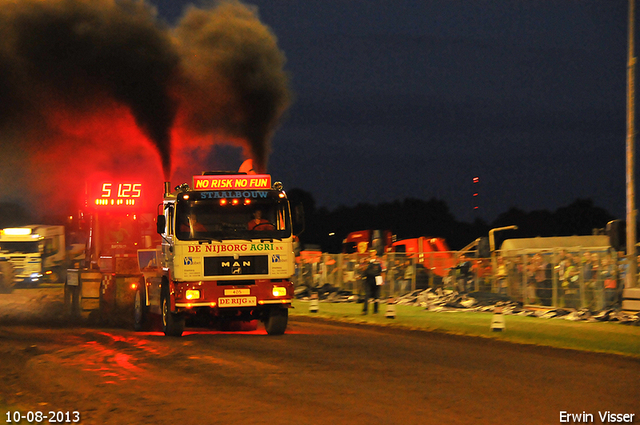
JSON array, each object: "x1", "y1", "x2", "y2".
[{"x1": 136, "y1": 328, "x2": 302, "y2": 336}]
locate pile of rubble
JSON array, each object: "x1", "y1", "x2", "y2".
[{"x1": 295, "y1": 284, "x2": 640, "y2": 325}]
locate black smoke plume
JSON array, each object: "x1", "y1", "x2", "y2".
[
  {"x1": 174, "y1": 1, "x2": 291, "y2": 172},
  {"x1": 0, "y1": 0, "x2": 290, "y2": 208},
  {"x1": 0, "y1": 0, "x2": 179, "y2": 177}
]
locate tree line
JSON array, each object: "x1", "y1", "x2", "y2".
[
  {"x1": 0, "y1": 195, "x2": 616, "y2": 253},
  {"x1": 287, "y1": 189, "x2": 616, "y2": 252}
]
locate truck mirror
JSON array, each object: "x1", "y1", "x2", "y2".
[
  {"x1": 156, "y1": 215, "x2": 166, "y2": 234},
  {"x1": 292, "y1": 204, "x2": 305, "y2": 236}
]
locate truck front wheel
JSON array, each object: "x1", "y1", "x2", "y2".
[
  {"x1": 161, "y1": 292, "x2": 185, "y2": 337},
  {"x1": 264, "y1": 307, "x2": 288, "y2": 335},
  {"x1": 134, "y1": 286, "x2": 150, "y2": 331},
  {"x1": 0, "y1": 261, "x2": 15, "y2": 294}
]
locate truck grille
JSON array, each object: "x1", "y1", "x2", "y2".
[
  {"x1": 216, "y1": 280, "x2": 255, "y2": 286},
  {"x1": 204, "y1": 255, "x2": 268, "y2": 276}
]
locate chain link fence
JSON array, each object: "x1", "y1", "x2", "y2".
[{"x1": 294, "y1": 248, "x2": 629, "y2": 310}]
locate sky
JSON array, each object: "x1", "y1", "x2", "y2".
[
  {"x1": 155, "y1": 0, "x2": 629, "y2": 224},
  {"x1": 0, "y1": 0, "x2": 631, "y2": 225}
]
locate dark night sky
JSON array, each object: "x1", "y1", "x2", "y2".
[{"x1": 143, "y1": 1, "x2": 630, "y2": 222}]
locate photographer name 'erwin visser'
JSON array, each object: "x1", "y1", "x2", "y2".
[{"x1": 559, "y1": 411, "x2": 636, "y2": 423}]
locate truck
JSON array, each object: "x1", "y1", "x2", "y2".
[
  {"x1": 65, "y1": 172, "x2": 302, "y2": 337},
  {"x1": 342, "y1": 230, "x2": 393, "y2": 256},
  {"x1": 0, "y1": 257, "x2": 15, "y2": 293},
  {"x1": 0, "y1": 225, "x2": 66, "y2": 286},
  {"x1": 64, "y1": 177, "x2": 159, "y2": 323},
  {"x1": 391, "y1": 237, "x2": 455, "y2": 278},
  {"x1": 149, "y1": 172, "x2": 301, "y2": 336}
]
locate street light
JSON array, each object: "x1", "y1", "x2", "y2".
[
  {"x1": 627, "y1": 0, "x2": 637, "y2": 288},
  {"x1": 489, "y1": 225, "x2": 518, "y2": 253}
]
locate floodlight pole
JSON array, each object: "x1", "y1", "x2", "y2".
[
  {"x1": 627, "y1": 0, "x2": 637, "y2": 288},
  {"x1": 489, "y1": 225, "x2": 518, "y2": 280}
]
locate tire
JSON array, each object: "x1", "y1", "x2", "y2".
[
  {"x1": 63, "y1": 284, "x2": 72, "y2": 314},
  {"x1": 133, "y1": 286, "x2": 150, "y2": 331},
  {"x1": 0, "y1": 261, "x2": 15, "y2": 294},
  {"x1": 264, "y1": 307, "x2": 288, "y2": 335},
  {"x1": 161, "y1": 289, "x2": 185, "y2": 337},
  {"x1": 68, "y1": 284, "x2": 81, "y2": 319}
]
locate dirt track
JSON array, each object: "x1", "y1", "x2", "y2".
[{"x1": 0, "y1": 288, "x2": 638, "y2": 425}]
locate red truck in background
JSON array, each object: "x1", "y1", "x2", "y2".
[
  {"x1": 391, "y1": 237, "x2": 455, "y2": 278},
  {"x1": 342, "y1": 230, "x2": 393, "y2": 256},
  {"x1": 64, "y1": 176, "x2": 159, "y2": 325}
]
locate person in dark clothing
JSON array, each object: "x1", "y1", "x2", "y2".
[
  {"x1": 362, "y1": 250, "x2": 382, "y2": 314},
  {"x1": 453, "y1": 255, "x2": 471, "y2": 293}
]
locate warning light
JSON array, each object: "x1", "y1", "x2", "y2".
[
  {"x1": 3, "y1": 228, "x2": 33, "y2": 236},
  {"x1": 272, "y1": 286, "x2": 287, "y2": 297},
  {"x1": 185, "y1": 289, "x2": 201, "y2": 300},
  {"x1": 473, "y1": 177, "x2": 479, "y2": 183}
]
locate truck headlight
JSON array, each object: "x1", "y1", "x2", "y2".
[{"x1": 272, "y1": 286, "x2": 287, "y2": 297}]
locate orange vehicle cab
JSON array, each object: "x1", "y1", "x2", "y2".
[{"x1": 391, "y1": 237, "x2": 454, "y2": 277}]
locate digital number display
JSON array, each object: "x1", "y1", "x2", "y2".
[{"x1": 94, "y1": 182, "x2": 143, "y2": 207}]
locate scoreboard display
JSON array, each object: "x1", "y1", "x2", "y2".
[{"x1": 90, "y1": 181, "x2": 145, "y2": 208}]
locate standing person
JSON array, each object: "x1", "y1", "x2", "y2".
[
  {"x1": 581, "y1": 252, "x2": 596, "y2": 309},
  {"x1": 601, "y1": 256, "x2": 618, "y2": 309},
  {"x1": 402, "y1": 259, "x2": 413, "y2": 295},
  {"x1": 361, "y1": 250, "x2": 382, "y2": 315},
  {"x1": 562, "y1": 257, "x2": 580, "y2": 309},
  {"x1": 454, "y1": 255, "x2": 471, "y2": 293},
  {"x1": 536, "y1": 254, "x2": 553, "y2": 306},
  {"x1": 496, "y1": 255, "x2": 509, "y2": 296}
]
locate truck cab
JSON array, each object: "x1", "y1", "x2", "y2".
[
  {"x1": 0, "y1": 225, "x2": 66, "y2": 286},
  {"x1": 151, "y1": 173, "x2": 300, "y2": 336}
]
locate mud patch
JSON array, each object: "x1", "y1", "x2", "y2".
[{"x1": 0, "y1": 287, "x2": 65, "y2": 325}]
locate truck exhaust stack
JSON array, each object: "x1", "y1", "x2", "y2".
[{"x1": 164, "y1": 181, "x2": 170, "y2": 197}]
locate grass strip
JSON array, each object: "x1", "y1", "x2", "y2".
[{"x1": 290, "y1": 300, "x2": 640, "y2": 358}]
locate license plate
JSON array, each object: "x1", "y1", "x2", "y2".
[
  {"x1": 218, "y1": 296, "x2": 257, "y2": 307},
  {"x1": 224, "y1": 288, "x2": 251, "y2": 296}
]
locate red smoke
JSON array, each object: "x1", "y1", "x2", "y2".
[{"x1": 0, "y1": 0, "x2": 291, "y2": 217}]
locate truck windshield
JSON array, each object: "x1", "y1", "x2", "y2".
[
  {"x1": 175, "y1": 192, "x2": 291, "y2": 241},
  {"x1": 0, "y1": 241, "x2": 41, "y2": 254}
]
